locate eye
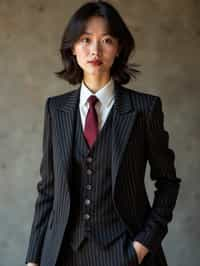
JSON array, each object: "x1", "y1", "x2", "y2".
[
  {"x1": 103, "y1": 38, "x2": 113, "y2": 44},
  {"x1": 80, "y1": 37, "x2": 90, "y2": 43}
]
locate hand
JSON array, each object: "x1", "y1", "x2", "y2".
[
  {"x1": 27, "y1": 263, "x2": 39, "y2": 266},
  {"x1": 132, "y1": 241, "x2": 149, "y2": 264}
]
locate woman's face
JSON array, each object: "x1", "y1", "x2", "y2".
[{"x1": 72, "y1": 16, "x2": 120, "y2": 80}]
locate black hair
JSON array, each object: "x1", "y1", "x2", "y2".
[{"x1": 55, "y1": 1, "x2": 140, "y2": 85}]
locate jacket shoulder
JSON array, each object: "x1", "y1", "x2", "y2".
[
  {"x1": 49, "y1": 88, "x2": 78, "y2": 102},
  {"x1": 46, "y1": 87, "x2": 79, "y2": 111},
  {"x1": 122, "y1": 86, "x2": 161, "y2": 113}
]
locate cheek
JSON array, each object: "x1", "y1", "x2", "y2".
[
  {"x1": 104, "y1": 46, "x2": 118, "y2": 57},
  {"x1": 76, "y1": 48, "x2": 89, "y2": 61},
  {"x1": 104, "y1": 50, "x2": 117, "y2": 64}
]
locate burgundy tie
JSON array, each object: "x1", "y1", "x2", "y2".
[{"x1": 83, "y1": 95, "x2": 99, "y2": 148}]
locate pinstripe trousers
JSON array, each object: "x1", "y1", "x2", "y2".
[{"x1": 56, "y1": 232, "x2": 139, "y2": 266}]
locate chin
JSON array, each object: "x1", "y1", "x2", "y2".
[{"x1": 85, "y1": 69, "x2": 106, "y2": 76}]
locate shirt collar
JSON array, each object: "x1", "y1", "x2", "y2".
[{"x1": 79, "y1": 78, "x2": 114, "y2": 108}]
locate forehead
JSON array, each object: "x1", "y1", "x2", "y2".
[{"x1": 83, "y1": 16, "x2": 110, "y2": 34}]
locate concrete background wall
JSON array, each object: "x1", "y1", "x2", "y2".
[{"x1": 0, "y1": 0, "x2": 199, "y2": 265}]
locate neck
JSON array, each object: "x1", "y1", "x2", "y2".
[{"x1": 83, "y1": 74, "x2": 111, "y2": 93}]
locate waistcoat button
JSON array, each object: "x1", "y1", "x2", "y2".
[
  {"x1": 87, "y1": 157, "x2": 93, "y2": 163},
  {"x1": 87, "y1": 169, "x2": 92, "y2": 175},
  {"x1": 83, "y1": 213, "x2": 90, "y2": 220},
  {"x1": 86, "y1": 184, "x2": 92, "y2": 190},
  {"x1": 84, "y1": 199, "x2": 91, "y2": 205}
]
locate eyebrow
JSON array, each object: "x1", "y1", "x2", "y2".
[{"x1": 82, "y1": 32, "x2": 111, "y2": 36}]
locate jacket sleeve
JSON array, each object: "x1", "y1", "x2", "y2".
[
  {"x1": 25, "y1": 97, "x2": 54, "y2": 264},
  {"x1": 134, "y1": 96, "x2": 181, "y2": 253}
]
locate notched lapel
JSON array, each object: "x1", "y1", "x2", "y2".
[
  {"x1": 111, "y1": 85, "x2": 138, "y2": 195},
  {"x1": 54, "y1": 87, "x2": 80, "y2": 188}
]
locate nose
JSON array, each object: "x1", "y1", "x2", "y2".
[{"x1": 90, "y1": 41, "x2": 102, "y2": 57}]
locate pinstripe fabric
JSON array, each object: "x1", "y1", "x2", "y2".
[
  {"x1": 25, "y1": 82, "x2": 181, "y2": 266},
  {"x1": 57, "y1": 232, "x2": 139, "y2": 266},
  {"x1": 66, "y1": 103, "x2": 129, "y2": 252}
]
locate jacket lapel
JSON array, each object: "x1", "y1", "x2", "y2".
[
  {"x1": 111, "y1": 84, "x2": 138, "y2": 195},
  {"x1": 54, "y1": 87, "x2": 81, "y2": 191}
]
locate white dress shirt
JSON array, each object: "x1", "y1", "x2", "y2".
[{"x1": 79, "y1": 78, "x2": 115, "y2": 131}]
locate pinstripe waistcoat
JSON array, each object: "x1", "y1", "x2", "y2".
[
  {"x1": 25, "y1": 82, "x2": 181, "y2": 266},
  {"x1": 66, "y1": 102, "x2": 129, "y2": 251}
]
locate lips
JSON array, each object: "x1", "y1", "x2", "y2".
[{"x1": 88, "y1": 59, "x2": 102, "y2": 65}]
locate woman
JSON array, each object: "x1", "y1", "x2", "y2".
[{"x1": 25, "y1": 1, "x2": 181, "y2": 266}]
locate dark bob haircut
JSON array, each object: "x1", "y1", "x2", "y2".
[{"x1": 55, "y1": 1, "x2": 140, "y2": 85}]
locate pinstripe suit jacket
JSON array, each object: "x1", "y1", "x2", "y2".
[{"x1": 25, "y1": 83, "x2": 181, "y2": 266}]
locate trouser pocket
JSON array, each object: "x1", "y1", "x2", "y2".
[
  {"x1": 127, "y1": 238, "x2": 139, "y2": 266},
  {"x1": 122, "y1": 232, "x2": 139, "y2": 266}
]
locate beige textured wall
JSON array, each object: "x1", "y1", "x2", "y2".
[{"x1": 0, "y1": 1, "x2": 199, "y2": 265}]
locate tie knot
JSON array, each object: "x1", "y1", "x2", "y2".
[{"x1": 87, "y1": 95, "x2": 98, "y2": 106}]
